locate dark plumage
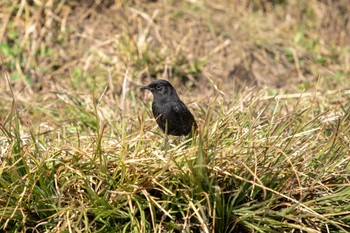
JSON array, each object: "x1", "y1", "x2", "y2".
[{"x1": 141, "y1": 79, "x2": 197, "y2": 136}]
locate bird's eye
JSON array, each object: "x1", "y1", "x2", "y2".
[{"x1": 156, "y1": 85, "x2": 162, "y2": 90}]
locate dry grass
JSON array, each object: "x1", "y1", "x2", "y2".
[{"x1": 1, "y1": 0, "x2": 350, "y2": 232}]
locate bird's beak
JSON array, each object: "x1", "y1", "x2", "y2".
[
  {"x1": 141, "y1": 85, "x2": 152, "y2": 91},
  {"x1": 141, "y1": 85, "x2": 148, "y2": 90}
]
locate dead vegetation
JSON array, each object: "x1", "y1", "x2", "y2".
[{"x1": 0, "y1": 0, "x2": 350, "y2": 232}]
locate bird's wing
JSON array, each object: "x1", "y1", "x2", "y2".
[
  {"x1": 172, "y1": 102, "x2": 193, "y2": 119},
  {"x1": 170, "y1": 101, "x2": 196, "y2": 133},
  {"x1": 152, "y1": 100, "x2": 196, "y2": 135}
]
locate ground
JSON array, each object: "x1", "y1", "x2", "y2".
[{"x1": 0, "y1": 1, "x2": 349, "y2": 232}]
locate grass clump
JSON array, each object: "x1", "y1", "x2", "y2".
[{"x1": 1, "y1": 86, "x2": 349, "y2": 232}]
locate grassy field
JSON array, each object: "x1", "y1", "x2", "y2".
[{"x1": 1, "y1": 0, "x2": 350, "y2": 232}]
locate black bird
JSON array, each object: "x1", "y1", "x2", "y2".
[{"x1": 141, "y1": 79, "x2": 197, "y2": 142}]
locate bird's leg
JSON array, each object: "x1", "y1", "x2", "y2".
[
  {"x1": 162, "y1": 134, "x2": 168, "y2": 151},
  {"x1": 162, "y1": 120, "x2": 169, "y2": 150}
]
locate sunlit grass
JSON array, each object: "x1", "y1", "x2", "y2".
[{"x1": 1, "y1": 78, "x2": 349, "y2": 231}]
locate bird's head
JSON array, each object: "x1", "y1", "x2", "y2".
[{"x1": 141, "y1": 79, "x2": 179, "y2": 101}]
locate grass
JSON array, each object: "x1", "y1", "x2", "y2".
[{"x1": 1, "y1": 0, "x2": 350, "y2": 232}]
